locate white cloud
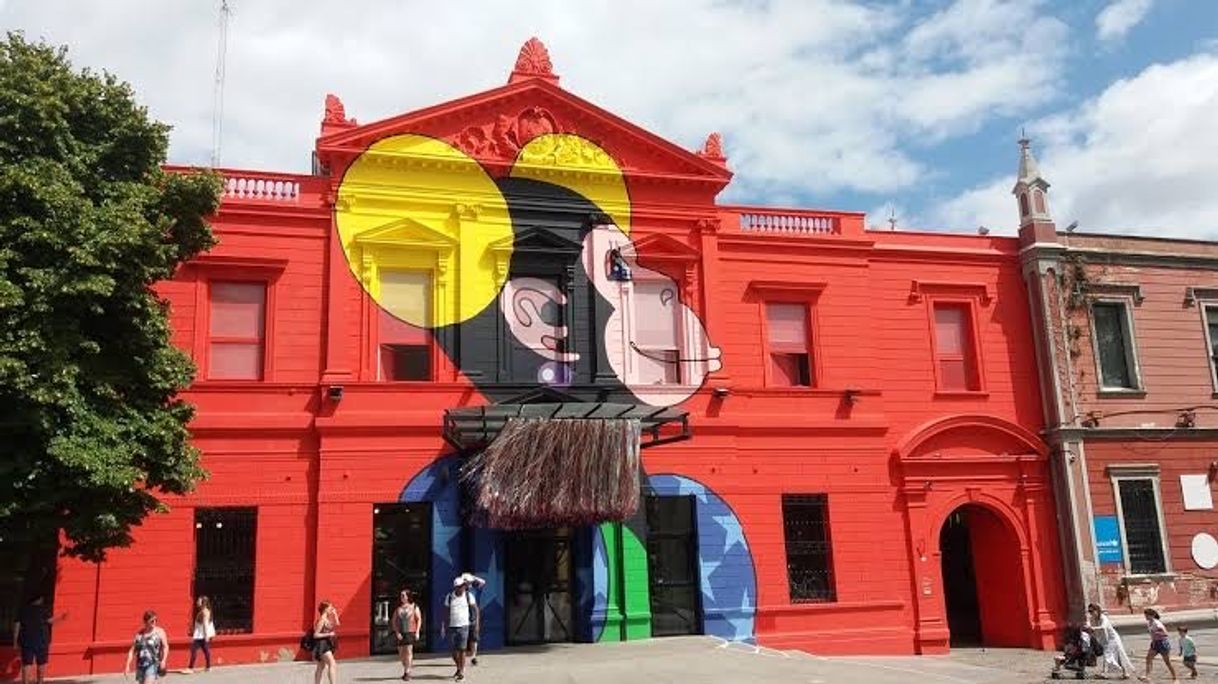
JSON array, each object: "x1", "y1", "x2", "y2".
[
  {"x1": 1095, "y1": 0, "x2": 1154, "y2": 42},
  {"x1": 1, "y1": 0, "x2": 1067, "y2": 203},
  {"x1": 931, "y1": 52, "x2": 1218, "y2": 239}
]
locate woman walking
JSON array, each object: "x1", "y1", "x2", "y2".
[
  {"x1": 393, "y1": 590, "x2": 422, "y2": 681},
  {"x1": 185, "y1": 596, "x2": 215, "y2": 673},
  {"x1": 123, "y1": 610, "x2": 168, "y2": 683},
  {"x1": 1088, "y1": 603, "x2": 1134, "y2": 678},
  {"x1": 1140, "y1": 608, "x2": 1178, "y2": 682},
  {"x1": 312, "y1": 601, "x2": 341, "y2": 684}
]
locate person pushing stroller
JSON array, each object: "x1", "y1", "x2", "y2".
[{"x1": 1052, "y1": 622, "x2": 1102, "y2": 679}]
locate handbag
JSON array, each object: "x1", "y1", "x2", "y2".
[{"x1": 300, "y1": 630, "x2": 316, "y2": 652}]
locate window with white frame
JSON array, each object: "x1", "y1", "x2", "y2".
[
  {"x1": 1111, "y1": 467, "x2": 1169, "y2": 575},
  {"x1": 1205, "y1": 306, "x2": 1218, "y2": 387},
  {"x1": 1091, "y1": 300, "x2": 1140, "y2": 390},
  {"x1": 633, "y1": 280, "x2": 682, "y2": 385}
]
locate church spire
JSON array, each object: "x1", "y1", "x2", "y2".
[{"x1": 1012, "y1": 134, "x2": 1055, "y2": 242}]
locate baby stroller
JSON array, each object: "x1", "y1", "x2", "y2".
[{"x1": 1051, "y1": 624, "x2": 1101, "y2": 679}]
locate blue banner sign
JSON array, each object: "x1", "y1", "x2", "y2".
[{"x1": 1094, "y1": 515, "x2": 1123, "y2": 565}]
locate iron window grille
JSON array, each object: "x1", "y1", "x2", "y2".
[
  {"x1": 1117, "y1": 479, "x2": 1167, "y2": 575},
  {"x1": 193, "y1": 507, "x2": 257, "y2": 634},
  {"x1": 782, "y1": 494, "x2": 837, "y2": 603}
]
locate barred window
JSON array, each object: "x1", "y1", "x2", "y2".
[
  {"x1": 782, "y1": 494, "x2": 836, "y2": 602},
  {"x1": 193, "y1": 508, "x2": 257, "y2": 633},
  {"x1": 1117, "y1": 479, "x2": 1167, "y2": 575}
]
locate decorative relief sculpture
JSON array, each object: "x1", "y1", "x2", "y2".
[
  {"x1": 452, "y1": 108, "x2": 558, "y2": 159},
  {"x1": 449, "y1": 106, "x2": 617, "y2": 166}
]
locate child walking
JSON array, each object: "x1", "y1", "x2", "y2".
[
  {"x1": 1178, "y1": 625, "x2": 1197, "y2": 679},
  {"x1": 1140, "y1": 608, "x2": 1178, "y2": 682}
]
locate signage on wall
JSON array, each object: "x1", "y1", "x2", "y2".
[
  {"x1": 1180, "y1": 474, "x2": 1214, "y2": 510},
  {"x1": 1093, "y1": 515, "x2": 1123, "y2": 565}
]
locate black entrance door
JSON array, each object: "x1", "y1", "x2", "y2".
[
  {"x1": 940, "y1": 509, "x2": 982, "y2": 646},
  {"x1": 371, "y1": 503, "x2": 431, "y2": 655},
  {"x1": 505, "y1": 528, "x2": 574, "y2": 644},
  {"x1": 646, "y1": 495, "x2": 702, "y2": 637}
]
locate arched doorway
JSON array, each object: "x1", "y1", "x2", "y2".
[{"x1": 938, "y1": 504, "x2": 1030, "y2": 648}]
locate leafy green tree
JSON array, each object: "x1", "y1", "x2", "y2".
[{"x1": 0, "y1": 33, "x2": 220, "y2": 562}]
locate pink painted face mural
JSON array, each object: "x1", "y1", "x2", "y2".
[{"x1": 582, "y1": 223, "x2": 721, "y2": 407}]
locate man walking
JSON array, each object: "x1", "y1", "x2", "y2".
[
  {"x1": 459, "y1": 573, "x2": 486, "y2": 666},
  {"x1": 12, "y1": 595, "x2": 67, "y2": 684},
  {"x1": 441, "y1": 577, "x2": 478, "y2": 681}
]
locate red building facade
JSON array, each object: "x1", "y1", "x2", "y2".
[{"x1": 3, "y1": 40, "x2": 1067, "y2": 679}]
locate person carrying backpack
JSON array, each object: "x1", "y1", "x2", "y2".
[{"x1": 441, "y1": 577, "x2": 478, "y2": 682}]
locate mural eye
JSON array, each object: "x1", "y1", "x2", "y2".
[{"x1": 660, "y1": 288, "x2": 675, "y2": 307}]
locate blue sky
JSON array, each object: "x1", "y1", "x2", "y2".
[{"x1": 4, "y1": 0, "x2": 1217, "y2": 237}]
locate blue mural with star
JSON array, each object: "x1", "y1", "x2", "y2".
[
  {"x1": 647, "y1": 474, "x2": 757, "y2": 643},
  {"x1": 399, "y1": 460, "x2": 757, "y2": 649}
]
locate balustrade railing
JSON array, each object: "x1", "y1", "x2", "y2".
[
  {"x1": 222, "y1": 175, "x2": 301, "y2": 202},
  {"x1": 737, "y1": 210, "x2": 840, "y2": 235}
]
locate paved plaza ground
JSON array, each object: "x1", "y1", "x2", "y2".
[{"x1": 48, "y1": 630, "x2": 1218, "y2": 683}]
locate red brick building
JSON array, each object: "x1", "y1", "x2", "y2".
[
  {"x1": 1020, "y1": 141, "x2": 1218, "y2": 624},
  {"x1": 2, "y1": 39, "x2": 1066, "y2": 679}
]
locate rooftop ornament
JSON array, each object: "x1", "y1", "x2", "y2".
[
  {"x1": 320, "y1": 93, "x2": 356, "y2": 134},
  {"x1": 508, "y1": 37, "x2": 560, "y2": 85}
]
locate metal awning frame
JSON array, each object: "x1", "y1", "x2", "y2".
[{"x1": 442, "y1": 401, "x2": 691, "y2": 451}]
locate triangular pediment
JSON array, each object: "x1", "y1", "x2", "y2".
[
  {"x1": 318, "y1": 79, "x2": 732, "y2": 188},
  {"x1": 630, "y1": 233, "x2": 700, "y2": 262},
  {"x1": 490, "y1": 227, "x2": 581, "y2": 254},
  {"x1": 353, "y1": 216, "x2": 457, "y2": 249}
]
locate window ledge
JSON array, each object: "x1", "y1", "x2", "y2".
[
  {"x1": 1097, "y1": 388, "x2": 1147, "y2": 398},
  {"x1": 934, "y1": 390, "x2": 989, "y2": 399},
  {"x1": 1121, "y1": 572, "x2": 1177, "y2": 582}
]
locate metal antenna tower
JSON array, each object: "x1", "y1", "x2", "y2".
[{"x1": 210, "y1": 0, "x2": 231, "y2": 167}]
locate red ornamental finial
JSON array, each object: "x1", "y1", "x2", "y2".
[
  {"x1": 701, "y1": 132, "x2": 724, "y2": 159},
  {"x1": 323, "y1": 94, "x2": 346, "y2": 123},
  {"x1": 321, "y1": 93, "x2": 356, "y2": 134},
  {"x1": 509, "y1": 37, "x2": 560, "y2": 85}
]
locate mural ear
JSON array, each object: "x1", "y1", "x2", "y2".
[{"x1": 500, "y1": 276, "x2": 580, "y2": 363}]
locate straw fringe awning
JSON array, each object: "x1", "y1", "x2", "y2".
[{"x1": 460, "y1": 417, "x2": 643, "y2": 529}]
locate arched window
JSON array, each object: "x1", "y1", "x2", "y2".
[{"x1": 1019, "y1": 194, "x2": 1030, "y2": 217}]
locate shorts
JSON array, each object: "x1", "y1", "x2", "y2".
[
  {"x1": 20, "y1": 642, "x2": 49, "y2": 666},
  {"x1": 313, "y1": 637, "x2": 335, "y2": 660},
  {"x1": 468, "y1": 627, "x2": 479, "y2": 644},
  {"x1": 1184, "y1": 655, "x2": 1197, "y2": 664},
  {"x1": 134, "y1": 662, "x2": 159, "y2": 682},
  {"x1": 448, "y1": 626, "x2": 470, "y2": 651},
  {"x1": 1150, "y1": 639, "x2": 1171, "y2": 656},
  {"x1": 397, "y1": 632, "x2": 418, "y2": 647}
]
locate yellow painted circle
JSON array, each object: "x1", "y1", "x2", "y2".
[
  {"x1": 510, "y1": 134, "x2": 630, "y2": 235},
  {"x1": 335, "y1": 135, "x2": 513, "y2": 328}
]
